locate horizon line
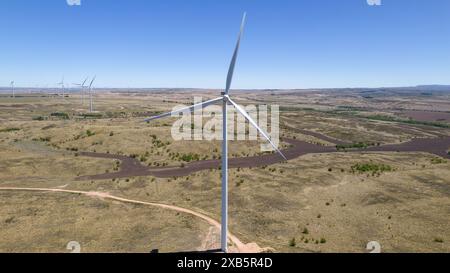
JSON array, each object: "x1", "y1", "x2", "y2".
[{"x1": 1, "y1": 84, "x2": 450, "y2": 91}]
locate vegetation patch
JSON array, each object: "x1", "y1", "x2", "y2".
[
  {"x1": 431, "y1": 158, "x2": 447, "y2": 164},
  {"x1": 104, "y1": 111, "x2": 127, "y2": 119},
  {"x1": 236, "y1": 179, "x2": 244, "y2": 187},
  {"x1": 336, "y1": 142, "x2": 378, "y2": 150},
  {"x1": 33, "y1": 136, "x2": 51, "y2": 142},
  {"x1": 351, "y1": 163, "x2": 393, "y2": 176},
  {"x1": 150, "y1": 135, "x2": 170, "y2": 148},
  {"x1": 42, "y1": 124, "x2": 57, "y2": 130},
  {"x1": 80, "y1": 113, "x2": 103, "y2": 119},
  {"x1": 289, "y1": 238, "x2": 296, "y2": 247},
  {"x1": 50, "y1": 112, "x2": 70, "y2": 120},
  {"x1": 0, "y1": 128, "x2": 21, "y2": 133},
  {"x1": 337, "y1": 105, "x2": 369, "y2": 112},
  {"x1": 364, "y1": 115, "x2": 450, "y2": 129},
  {"x1": 32, "y1": 116, "x2": 47, "y2": 121},
  {"x1": 180, "y1": 153, "x2": 201, "y2": 162},
  {"x1": 86, "y1": 130, "x2": 96, "y2": 137}
]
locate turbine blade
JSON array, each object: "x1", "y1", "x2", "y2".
[
  {"x1": 89, "y1": 76, "x2": 97, "y2": 88},
  {"x1": 228, "y1": 97, "x2": 287, "y2": 160},
  {"x1": 144, "y1": 97, "x2": 223, "y2": 122},
  {"x1": 225, "y1": 13, "x2": 246, "y2": 95}
]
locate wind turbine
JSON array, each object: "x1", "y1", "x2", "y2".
[
  {"x1": 88, "y1": 76, "x2": 96, "y2": 112},
  {"x1": 57, "y1": 77, "x2": 65, "y2": 99},
  {"x1": 144, "y1": 13, "x2": 287, "y2": 253},
  {"x1": 73, "y1": 77, "x2": 89, "y2": 105},
  {"x1": 10, "y1": 81, "x2": 15, "y2": 98}
]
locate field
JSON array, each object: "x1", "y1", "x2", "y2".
[{"x1": 0, "y1": 88, "x2": 449, "y2": 253}]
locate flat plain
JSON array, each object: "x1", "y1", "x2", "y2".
[{"x1": 0, "y1": 87, "x2": 449, "y2": 253}]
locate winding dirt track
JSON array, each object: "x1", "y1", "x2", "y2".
[
  {"x1": 77, "y1": 135, "x2": 450, "y2": 181},
  {"x1": 0, "y1": 187, "x2": 265, "y2": 253}
]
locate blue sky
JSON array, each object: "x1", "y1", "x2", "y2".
[{"x1": 1, "y1": 0, "x2": 449, "y2": 89}]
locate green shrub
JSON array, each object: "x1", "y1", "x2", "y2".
[
  {"x1": 0, "y1": 128, "x2": 20, "y2": 133},
  {"x1": 51, "y1": 112, "x2": 69, "y2": 119},
  {"x1": 86, "y1": 130, "x2": 96, "y2": 137},
  {"x1": 351, "y1": 163, "x2": 393, "y2": 176},
  {"x1": 431, "y1": 158, "x2": 446, "y2": 164},
  {"x1": 35, "y1": 136, "x2": 51, "y2": 142},
  {"x1": 236, "y1": 179, "x2": 244, "y2": 187},
  {"x1": 289, "y1": 238, "x2": 296, "y2": 247},
  {"x1": 180, "y1": 153, "x2": 200, "y2": 162},
  {"x1": 336, "y1": 142, "x2": 375, "y2": 150},
  {"x1": 81, "y1": 113, "x2": 102, "y2": 119}
]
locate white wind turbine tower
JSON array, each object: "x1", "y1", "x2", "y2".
[
  {"x1": 10, "y1": 81, "x2": 15, "y2": 98},
  {"x1": 57, "y1": 77, "x2": 65, "y2": 99},
  {"x1": 88, "y1": 76, "x2": 96, "y2": 112},
  {"x1": 145, "y1": 13, "x2": 287, "y2": 253},
  {"x1": 73, "y1": 77, "x2": 89, "y2": 105}
]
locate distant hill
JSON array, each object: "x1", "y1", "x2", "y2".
[
  {"x1": 1, "y1": 85, "x2": 449, "y2": 94},
  {"x1": 414, "y1": 85, "x2": 450, "y2": 92}
]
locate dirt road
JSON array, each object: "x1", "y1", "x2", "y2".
[{"x1": 0, "y1": 187, "x2": 268, "y2": 253}]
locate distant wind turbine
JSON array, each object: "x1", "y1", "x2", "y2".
[
  {"x1": 88, "y1": 76, "x2": 96, "y2": 112},
  {"x1": 57, "y1": 77, "x2": 65, "y2": 99},
  {"x1": 73, "y1": 77, "x2": 89, "y2": 105},
  {"x1": 10, "y1": 81, "x2": 15, "y2": 98},
  {"x1": 144, "y1": 13, "x2": 287, "y2": 253}
]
